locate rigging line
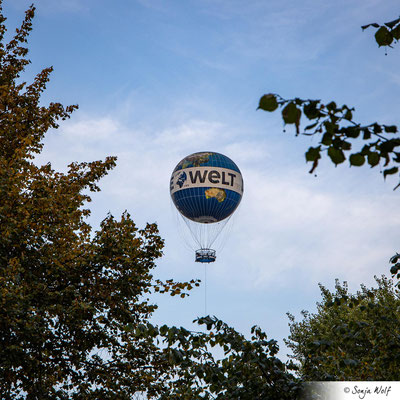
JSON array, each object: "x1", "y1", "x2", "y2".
[{"x1": 204, "y1": 263, "x2": 207, "y2": 316}]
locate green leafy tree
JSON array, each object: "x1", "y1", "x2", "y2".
[
  {"x1": 258, "y1": 12, "x2": 400, "y2": 384},
  {"x1": 0, "y1": 4, "x2": 197, "y2": 399},
  {"x1": 0, "y1": 3, "x2": 302, "y2": 399},
  {"x1": 156, "y1": 317, "x2": 301, "y2": 399},
  {"x1": 286, "y1": 276, "x2": 400, "y2": 381}
]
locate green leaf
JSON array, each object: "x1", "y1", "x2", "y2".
[
  {"x1": 328, "y1": 147, "x2": 345, "y2": 165},
  {"x1": 282, "y1": 102, "x2": 301, "y2": 133},
  {"x1": 324, "y1": 121, "x2": 337, "y2": 134},
  {"x1": 160, "y1": 325, "x2": 168, "y2": 335},
  {"x1": 258, "y1": 94, "x2": 278, "y2": 112},
  {"x1": 303, "y1": 101, "x2": 320, "y2": 120},
  {"x1": 326, "y1": 101, "x2": 336, "y2": 111},
  {"x1": 384, "y1": 125, "x2": 398, "y2": 133},
  {"x1": 360, "y1": 145, "x2": 370, "y2": 155},
  {"x1": 361, "y1": 22, "x2": 380, "y2": 30},
  {"x1": 383, "y1": 167, "x2": 398, "y2": 179},
  {"x1": 321, "y1": 132, "x2": 332, "y2": 146},
  {"x1": 305, "y1": 146, "x2": 321, "y2": 162},
  {"x1": 384, "y1": 18, "x2": 400, "y2": 29},
  {"x1": 344, "y1": 110, "x2": 353, "y2": 121},
  {"x1": 375, "y1": 26, "x2": 393, "y2": 46},
  {"x1": 392, "y1": 24, "x2": 400, "y2": 40},
  {"x1": 363, "y1": 129, "x2": 371, "y2": 140},
  {"x1": 373, "y1": 123, "x2": 382, "y2": 134},
  {"x1": 367, "y1": 152, "x2": 380, "y2": 167},
  {"x1": 294, "y1": 98, "x2": 305, "y2": 105},
  {"x1": 380, "y1": 139, "x2": 400, "y2": 153},
  {"x1": 349, "y1": 153, "x2": 365, "y2": 166},
  {"x1": 282, "y1": 102, "x2": 300, "y2": 124},
  {"x1": 344, "y1": 127, "x2": 360, "y2": 138},
  {"x1": 341, "y1": 141, "x2": 352, "y2": 151}
]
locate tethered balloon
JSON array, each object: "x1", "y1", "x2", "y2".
[{"x1": 170, "y1": 151, "x2": 244, "y2": 262}]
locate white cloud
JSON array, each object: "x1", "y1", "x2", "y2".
[
  {"x1": 217, "y1": 166, "x2": 399, "y2": 293},
  {"x1": 37, "y1": 113, "x2": 399, "y2": 298}
]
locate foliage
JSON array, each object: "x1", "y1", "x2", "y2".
[
  {"x1": 0, "y1": 3, "x2": 198, "y2": 399},
  {"x1": 389, "y1": 252, "x2": 400, "y2": 288},
  {"x1": 258, "y1": 93, "x2": 400, "y2": 185},
  {"x1": 258, "y1": 13, "x2": 400, "y2": 288},
  {"x1": 286, "y1": 276, "x2": 400, "y2": 381},
  {"x1": 155, "y1": 317, "x2": 302, "y2": 399},
  {"x1": 362, "y1": 16, "x2": 400, "y2": 49},
  {"x1": 258, "y1": 15, "x2": 400, "y2": 181},
  {"x1": 9, "y1": 1, "x2": 400, "y2": 398},
  {"x1": 0, "y1": 3, "x2": 301, "y2": 399},
  {"x1": 258, "y1": 9, "x2": 400, "y2": 387}
]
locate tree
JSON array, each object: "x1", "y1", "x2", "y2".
[
  {"x1": 156, "y1": 317, "x2": 301, "y2": 399},
  {"x1": 13, "y1": 1, "x2": 397, "y2": 398},
  {"x1": 286, "y1": 276, "x2": 400, "y2": 381},
  {"x1": 257, "y1": 14, "x2": 400, "y2": 284},
  {"x1": 257, "y1": 15, "x2": 400, "y2": 183},
  {"x1": 258, "y1": 12, "x2": 400, "y2": 384},
  {"x1": 0, "y1": 4, "x2": 197, "y2": 399},
  {"x1": 0, "y1": 3, "x2": 302, "y2": 399}
]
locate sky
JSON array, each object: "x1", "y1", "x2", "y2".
[{"x1": 5, "y1": 0, "x2": 400, "y2": 358}]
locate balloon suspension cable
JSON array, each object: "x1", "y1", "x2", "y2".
[{"x1": 204, "y1": 264, "x2": 207, "y2": 316}]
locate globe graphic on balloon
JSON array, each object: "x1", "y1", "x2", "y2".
[{"x1": 170, "y1": 152, "x2": 244, "y2": 224}]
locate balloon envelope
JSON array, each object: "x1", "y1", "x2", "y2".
[{"x1": 170, "y1": 152, "x2": 244, "y2": 225}]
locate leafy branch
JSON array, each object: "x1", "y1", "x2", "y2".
[
  {"x1": 258, "y1": 93, "x2": 400, "y2": 187},
  {"x1": 362, "y1": 16, "x2": 400, "y2": 48},
  {"x1": 153, "y1": 278, "x2": 200, "y2": 298},
  {"x1": 157, "y1": 316, "x2": 301, "y2": 399},
  {"x1": 389, "y1": 253, "x2": 400, "y2": 287}
]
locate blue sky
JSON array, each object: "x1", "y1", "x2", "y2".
[{"x1": 5, "y1": 0, "x2": 400, "y2": 358}]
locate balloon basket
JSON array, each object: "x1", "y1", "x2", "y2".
[{"x1": 195, "y1": 249, "x2": 216, "y2": 263}]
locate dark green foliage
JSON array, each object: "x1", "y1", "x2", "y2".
[
  {"x1": 257, "y1": 93, "x2": 400, "y2": 185},
  {"x1": 0, "y1": 4, "x2": 199, "y2": 398},
  {"x1": 362, "y1": 16, "x2": 400, "y2": 48},
  {"x1": 258, "y1": 15, "x2": 400, "y2": 182},
  {"x1": 258, "y1": 94, "x2": 278, "y2": 112},
  {"x1": 0, "y1": 3, "x2": 302, "y2": 399},
  {"x1": 286, "y1": 277, "x2": 400, "y2": 381},
  {"x1": 157, "y1": 317, "x2": 302, "y2": 399},
  {"x1": 258, "y1": 9, "x2": 400, "y2": 388},
  {"x1": 282, "y1": 102, "x2": 301, "y2": 134},
  {"x1": 389, "y1": 253, "x2": 400, "y2": 288},
  {"x1": 349, "y1": 153, "x2": 365, "y2": 166}
]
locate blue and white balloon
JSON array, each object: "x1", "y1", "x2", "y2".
[{"x1": 170, "y1": 152, "x2": 244, "y2": 262}]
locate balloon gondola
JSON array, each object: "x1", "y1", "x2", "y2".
[{"x1": 170, "y1": 151, "x2": 244, "y2": 263}]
